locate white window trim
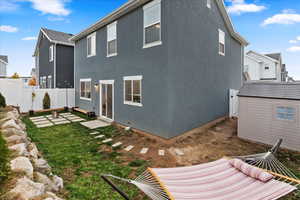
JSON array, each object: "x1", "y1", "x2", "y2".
[
  {"x1": 218, "y1": 29, "x2": 225, "y2": 56},
  {"x1": 87, "y1": 32, "x2": 96, "y2": 58},
  {"x1": 107, "y1": 21, "x2": 118, "y2": 57},
  {"x1": 275, "y1": 105, "x2": 297, "y2": 122},
  {"x1": 80, "y1": 78, "x2": 92, "y2": 101},
  {"x1": 123, "y1": 75, "x2": 143, "y2": 107},
  {"x1": 143, "y1": 0, "x2": 162, "y2": 49},
  {"x1": 207, "y1": 0, "x2": 211, "y2": 8},
  {"x1": 49, "y1": 45, "x2": 54, "y2": 62},
  {"x1": 99, "y1": 80, "x2": 115, "y2": 122}
]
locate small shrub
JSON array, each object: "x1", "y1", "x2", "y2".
[
  {"x1": 129, "y1": 159, "x2": 147, "y2": 167},
  {"x1": 0, "y1": 93, "x2": 6, "y2": 108},
  {"x1": 43, "y1": 92, "x2": 51, "y2": 109},
  {"x1": 0, "y1": 133, "x2": 9, "y2": 184}
]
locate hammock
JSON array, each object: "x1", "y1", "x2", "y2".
[{"x1": 101, "y1": 139, "x2": 300, "y2": 200}]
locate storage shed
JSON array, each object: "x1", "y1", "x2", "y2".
[{"x1": 238, "y1": 82, "x2": 300, "y2": 152}]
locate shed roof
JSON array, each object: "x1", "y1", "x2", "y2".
[
  {"x1": 238, "y1": 82, "x2": 300, "y2": 100},
  {"x1": 70, "y1": 0, "x2": 248, "y2": 45},
  {"x1": 0, "y1": 55, "x2": 8, "y2": 64}
]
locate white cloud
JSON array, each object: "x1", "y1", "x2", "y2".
[
  {"x1": 25, "y1": 0, "x2": 71, "y2": 16},
  {"x1": 226, "y1": 0, "x2": 266, "y2": 15},
  {"x1": 22, "y1": 36, "x2": 37, "y2": 41},
  {"x1": 287, "y1": 46, "x2": 300, "y2": 52},
  {"x1": 297, "y1": 36, "x2": 300, "y2": 41},
  {"x1": 0, "y1": 0, "x2": 19, "y2": 12},
  {"x1": 0, "y1": 25, "x2": 18, "y2": 33},
  {"x1": 262, "y1": 10, "x2": 300, "y2": 26},
  {"x1": 289, "y1": 40, "x2": 298, "y2": 44}
]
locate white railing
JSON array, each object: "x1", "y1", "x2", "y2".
[{"x1": 0, "y1": 79, "x2": 75, "y2": 113}]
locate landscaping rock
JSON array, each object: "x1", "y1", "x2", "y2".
[
  {"x1": 28, "y1": 143, "x2": 39, "y2": 159},
  {"x1": 35, "y1": 172, "x2": 58, "y2": 192},
  {"x1": 34, "y1": 158, "x2": 51, "y2": 174},
  {"x1": 1, "y1": 119, "x2": 21, "y2": 130},
  {"x1": 10, "y1": 157, "x2": 34, "y2": 178},
  {"x1": 9, "y1": 143, "x2": 29, "y2": 156},
  {"x1": 52, "y1": 175, "x2": 63, "y2": 190},
  {"x1": 44, "y1": 192, "x2": 64, "y2": 200},
  {"x1": 5, "y1": 134, "x2": 28, "y2": 144},
  {"x1": 8, "y1": 177, "x2": 45, "y2": 200},
  {"x1": 2, "y1": 127, "x2": 27, "y2": 137}
]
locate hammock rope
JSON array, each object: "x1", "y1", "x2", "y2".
[{"x1": 101, "y1": 139, "x2": 300, "y2": 200}]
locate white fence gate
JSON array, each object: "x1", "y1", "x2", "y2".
[
  {"x1": 0, "y1": 79, "x2": 75, "y2": 113},
  {"x1": 229, "y1": 89, "x2": 239, "y2": 118}
]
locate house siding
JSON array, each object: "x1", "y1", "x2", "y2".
[
  {"x1": 0, "y1": 62, "x2": 7, "y2": 77},
  {"x1": 238, "y1": 97, "x2": 300, "y2": 152},
  {"x1": 38, "y1": 36, "x2": 54, "y2": 88},
  {"x1": 56, "y1": 44, "x2": 74, "y2": 88},
  {"x1": 74, "y1": 0, "x2": 243, "y2": 138}
]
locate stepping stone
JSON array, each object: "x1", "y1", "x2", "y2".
[
  {"x1": 158, "y1": 150, "x2": 165, "y2": 156},
  {"x1": 68, "y1": 116, "x2": 82, "y2": 120},
  {"x1": 174, "y1": 148, "x2": 184, "y2": 156},
  {"x1": 124, "y1": 145, "x2": 134, "y2": 152},
  {"x1": 81, "y1": 120, "x2": 110, "y2": 129},
  {"x1": 30, "y1": 116, "x2": 45, "y2": 120},
  {"x1": 95, "y1": 135, "x2": 105, "y2": 139},
  {"x1": 37, "y1": 123, "x2": 53, "y2": 128},
  {"x1": 140, "y1": 148, "x2": 149, "y2": 154},
  {"x1": 51, "y1": 118, "x2": 68, "y2": 122},
  {"x1": 60, "y1": 113, "x2": 72, "y2": 116},
  {"x1": 90, "y1": 131, "x2": 99, "y2": 135},
  {"x1": 54, "y1": 121, "x2": 70, "y2": 125},
  {"x1": 34, "y1": 120, "x2": 51, "y2": 125},
  {"x1": 112, "y1": 142, "x2": 122, "y2": 148},
  {"x1": 102, "y1": 138, "x2": 113, "y2": 143},
  {"x1": 31, "y1": 118, "x2": 47, "y2": 122},
  {"x1": 71, "y1": 119, "x2": 85, "y2": 122}
]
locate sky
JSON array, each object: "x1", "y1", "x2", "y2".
[{"x1": 0, "y1": 0, "x2": 299, "y2": 79}]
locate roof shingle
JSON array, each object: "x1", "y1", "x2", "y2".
[
  {"x1": 41, "y1": 28, "x2": 74, "y2": 45},
  {"x1": 0, "y1": 55, "x2": 8, "y2": 63}
]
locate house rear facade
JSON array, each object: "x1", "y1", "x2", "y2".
[
  {"x1": 0, "y1": 55, "x2": 8, "y2": 78},
  {"x1": 71, "y1": 0, "x2": 248, "y2": 138},
  {"x1": 33, "y1": 28, "x2": 74, "y2": 89}
]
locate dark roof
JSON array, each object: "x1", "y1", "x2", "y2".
[
  {"x1": 238, "y1": 82, "x2": 300, "y2": 100},
  {"x1": 0, "y1": 55, "x2": 8, "y2": 63},
  {"x1": 265, "y1": 53, "x2": 281, "y2": 61},
  {"x1": 41, "y1": 28, "x2": 74, "y2": 45}
]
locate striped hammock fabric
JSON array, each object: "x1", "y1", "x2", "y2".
[{"x1": 147, "y1": 158, "x2": 297, "y2": 200}]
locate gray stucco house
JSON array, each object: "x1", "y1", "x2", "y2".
[
  {"x1": 33, "y1": 28, "x2": 74, "y2": 89},
  {"x1": 0, "y1": 55, "x2": 8, "y2": 78},
  {"x1": 71, "y1": 0, "x2": 248, "y2": 138}
]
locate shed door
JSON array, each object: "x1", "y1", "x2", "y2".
[{"x1": 229, "y1": 89, "x2": 239, "y2": 118}]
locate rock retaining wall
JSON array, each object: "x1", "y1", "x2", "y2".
[{"x1": 0, "y1": 109, "x2": 64, "y2": 200}]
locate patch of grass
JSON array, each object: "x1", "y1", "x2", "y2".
[
  {"x1": 129, "y1": 159, "x2": 147, "y2": 167},
  {"x1": 0, "y1": 131, "x2": 10, "y2": 194},
  {"x1": 22, "y1": 116, "x2": 141, "y2": 200}
]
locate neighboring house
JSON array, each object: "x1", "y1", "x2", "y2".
[
  {"x1": 31, "y1": 68, "x2": 36, "y2": 78},
  {"x1": 238, "y1": 82, "x2": 300, "y2": 152},
  {"x1": 70, "y1": 0, "x2": 248, "y2": 138},
  {"x1": 0, "y1": 55, "x2": 8, "y2": 77},
  {"x1": 33, "y1": 28, "x2": 74, "y2": 89},
  {"x1": 244, "y1": 51, "x2": 288, "y2": 82}
]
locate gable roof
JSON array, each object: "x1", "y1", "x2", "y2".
[
  {"x1": 238, "y1": 82, "x2": 300, "y2": 100},
  {"x1": 0, "y1": 55, "x2": 8, "y2": 64},
  {"x1": 33, "y1": 28, "x2": 74, "y2": 56},
  {"x1": 247, "y1": 51, "x2": 279, "y2": 64},
  {"x1": 265, "y1": 53, "x2": 281, "y2": 62},
  {"x1": 70, "y1": 0, "x2": 248, "y2": 46}
]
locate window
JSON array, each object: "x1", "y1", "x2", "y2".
[
  {"x1": 40, "y1": 76, "x2": 46, "y2": 88},
  {"x1": 80, "y1": 79, "x2": 92, "y2": 100},
  {"x1": 47, "y1": 76, "x2": 52, "y2": 88},
  {"x1": 207, "y1": 0, "x2": 211, "y2": 8},
  {"x1": 276, "y1": 106, "x2": 296, "y2": 121},
  {"x1": 143, "y1": 0, "x2": 161, "y2": 48},
  {"x1": 107, "y1": 21, "x2": 117, "y2": 57},
  {"x1": 124, "y1": 76, "x2": 142, "y2": 106},
  {"x1": 265, "y1": 65, "x2": 269, "y2": 70},
  {"x1": 87, "y1": 33, "x2": 96, "y2": 57},
  {"x1": 49, "y1": 45, "x2": 54, "y2": 62},
  {"x1": 219, "y1": 29, "x2": 225, "y2": 56}
]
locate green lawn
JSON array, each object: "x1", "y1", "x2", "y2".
[{"x1": 22, "y1": 114, "x2": 146, "y2": 200}]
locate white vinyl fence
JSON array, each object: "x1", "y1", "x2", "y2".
[{"x1": 0, "y1": 79, "x2": 75, "y2": 113}]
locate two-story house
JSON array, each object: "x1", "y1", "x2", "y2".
[
  {"x1": 244, "y1": 51, "x2": 288, "y2": 82},
  {"x1": 70, "y1": 0, "x2": 248, "y2": 139},
  {"x1": 0, "y1": 55, "x2": 8, "y2": 78},
  {"x1": 33, "y1": 28, "x2": 74, "y2": 88}
]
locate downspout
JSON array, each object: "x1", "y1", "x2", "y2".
[{"x1": 54, "y1": 43, "x2": 57, "y2": 88}]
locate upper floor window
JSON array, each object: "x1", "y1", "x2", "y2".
[
  {"x1": 207, "y1": 0, "x2": 211, "y2": 8},
  {"x1": 49, "y1": 45, "x2": 54, "y2": 62},
  {"x1": 219, "y1": 29, "x2": 225, "y2": 56},
  {"x1": 124, "y1": 76, "x2": 142, "y2": 107},
  {"x1": 80, "y1": 79, "x2": 92, "y2": 100},
  {"x1": 276, "y1": 106, "x2": 295, "y2": 121},
  {"x1": 107, "y1": 21, "x2": 117, "y2": 57},
  {"x1": 265, "y1": 65, "x2": 269, "y2": 70},
  {"x1": 47, "y1": 76, "x2": 52, "y2": 89},
  {"x1": 87, "y1": 33, "x2": 96, "y2": 57},
  {"x1": 143, "y1": 0, "x2": 161, "y2": 48}
]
